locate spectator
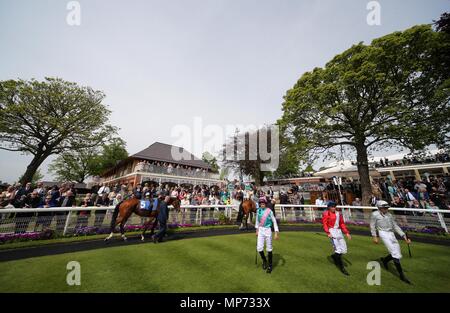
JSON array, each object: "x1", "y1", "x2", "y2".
[{"x1": 36, "y1": 194, "x2": 55, "y2": 230}]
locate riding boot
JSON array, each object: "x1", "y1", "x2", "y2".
[
  {"x1": 336, "y1": 253, "x2": 349, "y2": 276},
  {"x1": 259, "y1": 251, "x2": 267, "y2": 270},
  {"x1": 394, "y1": 258, "x2": 411, "y2": 284},
  {"x1": 266, "y1": 251, "x2": 273, "y2": 273},
  {"x1": 381, "y1": 254, "x2": 393, "y2": 270},
  {"x1": 331, "y1": 253, "x2": 338, "y2": 265}
]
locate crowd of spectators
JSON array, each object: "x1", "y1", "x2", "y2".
[
  {"x1": 134, "y1": 160, "x2": 210, "y2": 177},
  {"x1": 1, "y1": 172, "x2": 449, "y2": 234},
  {"x1": 373, "y1": 151, "x2": 450, "y2": 168},
  {"x1": 372, "y1": 175, "x2": 450, "y2": 212}
]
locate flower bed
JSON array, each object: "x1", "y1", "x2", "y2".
[{"x1": 0, "y1": 229, "x2": 55, "y2": 243}]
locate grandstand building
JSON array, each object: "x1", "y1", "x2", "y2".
[{"x1": 101, "y1": 142, "x2": 224, "y2": 187}]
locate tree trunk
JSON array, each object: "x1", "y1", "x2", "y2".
[
  {"x1": 355, "y1": 144, "x2": 372, "y2": 206},
  {"x1": 19, "y1": 153, "x2": 48, "y2": 184}
]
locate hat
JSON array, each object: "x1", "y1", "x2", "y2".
[
  {"x1": 327, "y1": 201, "x2": 337, "y2": 208},
  {"x1": 376, "y1": 200, "x2": 390, "y2": 209},
  {"x1": 258, "y1": 198, "x2": 267, "y2": 205}
]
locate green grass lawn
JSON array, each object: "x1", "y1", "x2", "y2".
[{"x1": 0, "y1": 232, "x2": 449, "y2": 293}]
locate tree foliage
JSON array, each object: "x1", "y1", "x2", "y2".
[
  {"x1": 202, "y1": 152, "x2": 220, "y2": 173},
  {"x1": 221, "y1": 127, "x2": 277, "y2": 185},
  {"x1": 279, "y1": 24, "x2": 450, "y2": 204},
  {"x1": 89, "y1": 138, "x2": 128, "y2": 176},
  {"x1": 49, "y1": 137, "x2": 128, "y2": 182},
  {"x1": 0, "y1": 78, "x2": 117, "y2": 184},
  {"x1": 48, "y1": 148, "x2": 97, "y2": 183}
]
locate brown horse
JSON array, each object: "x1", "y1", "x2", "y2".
[
  {"x1": 237, "y1": 199, "x2": 257, "y2": 230},
  {"x1": 104, "y1": 196, "x2": 181, "y2": 241}
]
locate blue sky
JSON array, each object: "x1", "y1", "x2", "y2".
[{"x1": 0, "y1": 0, "x2": 448, "y2": 183}]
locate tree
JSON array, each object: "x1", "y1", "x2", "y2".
[
  {"x1": 279, "y1": 24, "x2": 450, "y2": 205},
  {"x1": 48, "y1": 138, "x2": 128, "y2": 183},
  {"x1": 89, "y1": 138, "x2": 128, "y2": 176},
  {"x1": 48, "y1": 147, "x2": 97, "y2": 183},
  {"x1": 18, "y1": 168, "x2": 44, "y2": 185},
  {"x1": 202, "y1": 152, "x2": 220, "y2": 173},
  {"x1": 0, "y1": 78, "x2": 117, "y2": 184},
  {"x1": 221, "y1": 127, "x2": 277, "y2": 186},
  {"x1": 266, "y1": 148, "x2": 300, "y2": 179}
]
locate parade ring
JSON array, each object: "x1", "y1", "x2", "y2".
[
  {"x1": 0, "y1": 225, "x2": 449, "y2": 262},
  {"x1": 1, "y1": 226, "x2": 449, "y2": 293}
]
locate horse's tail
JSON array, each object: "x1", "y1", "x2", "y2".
[{"x1": 109, "y1": 202, "x2": 121, "y2": 232}]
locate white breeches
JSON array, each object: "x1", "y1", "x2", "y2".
[
  {"x1": 329, "y1": 228, "x2": 347, "y2": 254},
  {"x1": 379, "y1": 230, "x2": 402, "y2": 259},
  {"x1": 257, "y1": 227, "x2": 273, "y2": 252}
]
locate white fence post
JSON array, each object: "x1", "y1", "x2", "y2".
[
  {"x1": 62, "y1": 210, "x2": 72, "y2": 236},
  {"x1": 437, "y1": 212, "x2": 449, "y2": 233}
]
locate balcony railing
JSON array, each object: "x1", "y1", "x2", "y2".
[{"x1": 135, "y1": 163, "x2": 221, "y2": 180}]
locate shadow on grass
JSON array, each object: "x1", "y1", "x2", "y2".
[{"x1": 273, "y1": 253, "x2": 286, "y2": 269}]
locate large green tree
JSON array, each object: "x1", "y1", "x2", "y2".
[
  {"x1": 89, "y1": 138, "x2": 128, "y2": 176},
  {"x1": 49, "y1": 138, "x2": 128, "y2": 183},
  {"x1": 48, "y1": 147, "x2": 98, "y2": 183},
  {"x1": 0, "y1": 78, "x2": 116, "y2": 184},
  {"x1": 279, "y1": 24, "x2": 450, "y2": 205}
]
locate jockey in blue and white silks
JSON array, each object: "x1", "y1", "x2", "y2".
[{"x1": 255, "y1": 199, "x2": 279, "y2": 274}]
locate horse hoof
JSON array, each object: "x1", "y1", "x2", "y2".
[{"x1": 141, "y1": 236, "x2": 145, "y2": 241}]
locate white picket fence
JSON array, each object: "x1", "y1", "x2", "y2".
[
  {"x1": 275, "y1": 204, "x2": 450, "y2": 233},
  {"x1": 0, "y1": 205, "x2": 240, "y2": 236},
  {"x1": 0, "y1": 204, "x2": 448, "y2": 238}
]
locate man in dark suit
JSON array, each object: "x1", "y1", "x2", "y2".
[
  {"x1": 55, "y1": 190, "x2": 75, "y2": 232},
  {"x1": 153, "y1": 195, "x2": 170, "y2": 243}
]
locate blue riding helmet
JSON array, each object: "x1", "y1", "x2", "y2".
[{"x1": 327, "y1": 201, "x2": 337, "y2": 208}]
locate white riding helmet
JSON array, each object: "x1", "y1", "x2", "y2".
[{"x1": 376, "y1": 200, "x2": 390, "y2": 209}]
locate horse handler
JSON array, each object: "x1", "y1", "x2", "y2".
[
  {"x1": 255, "y1": 199, "x2": 279, "y2": 274},
  {"x1": 152, "y1": 195, "x2": 169, "y2": 243},
  {"x1": 370, "y1": 200, "x2": 412, "y2": 284},
  {"x1": 322, "y1": 201, "x2": 352, "y2": 275}
]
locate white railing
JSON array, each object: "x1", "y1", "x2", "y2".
[
  {"x1": 275, "y1": 204, "x2": 450, "y2": 233},
  {"x1": 0, "y1": 205, "x2": 240, "y2": 237},
  {"x1": 1, "y1": 204, "x2": 448, "y2": 240}
]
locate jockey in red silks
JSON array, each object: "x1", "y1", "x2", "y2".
[{"x1": 322, "y1": 201, "x2": 352, "y2": 275}]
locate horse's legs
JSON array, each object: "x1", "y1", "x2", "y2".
[
  {"x1": 120, "y1": 222, "x2": 127, "y2": 240},
  {"x1": 118, "y1": 211, "x2": 132, "y2": 241},
  {"x1": 240, "y1": 213, "x2": 245, "y2": 230},
  {"x1": 141, "y1": 220, "x2": 148, "y2": 241},
  {"x1": 105, "y1": 203, "x2": 122, "y2": 241}
]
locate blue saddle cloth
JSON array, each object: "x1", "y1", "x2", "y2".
[
  {"x1": 140, "y1": 200, "x2": 152, "y2": 210},
  {"x1": 140, "y1": 199, "x2": 159, "y2": 211}
]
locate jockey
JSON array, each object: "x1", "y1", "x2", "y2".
[
  {"x1": 371, "y1": 200, "x2": 412, "y2": 284},
  {"x1": 139, "y1": 192, "x2": 153, "y2": 210},
  {"x1": 255, "y1": 198, "x2": 279, "y2": 274},
  {"x1": 322, "y1": 201, "x2": 352, "y2": 275}
]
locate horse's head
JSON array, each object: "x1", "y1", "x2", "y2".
[{"x1": 167, "y1": 196, "x2": 181, "y2": 210}]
